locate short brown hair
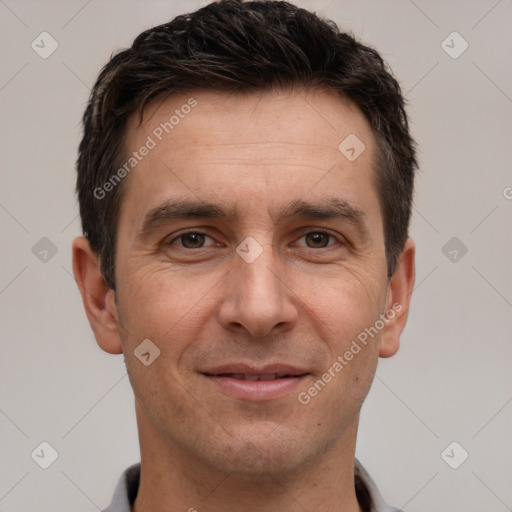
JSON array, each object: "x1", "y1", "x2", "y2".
[{"x1": 76, "y1": 0, "x2": 417, "y2": 290}]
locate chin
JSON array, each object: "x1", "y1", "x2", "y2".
[
  {"x1": 198, "y1": 424, "x2": 323, "y2": 478},
  {"x1": 210, "y1": 443, "x2": 301, "y2": 478}
]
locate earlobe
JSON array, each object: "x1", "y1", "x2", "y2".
[
  {"x1": 72, "y1": 236, "x2": 123, "y2": 354},
  {"x1": 379, "y1": 238, "x2": 416, "y2": 358}
]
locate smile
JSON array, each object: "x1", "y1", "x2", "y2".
[
  {"x1": 206, "y1": 372, "x2": 302, "y2": 381},
  {"x1": 201, "y1": 368, "x2": 309, "y2": 401}
]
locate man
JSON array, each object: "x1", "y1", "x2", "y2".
[{"x1": 72, "y1": 1, "x2": 416, "y2": 511}]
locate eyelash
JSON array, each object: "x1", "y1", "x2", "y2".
[{"x1": 165, "y1": 229, "x2": 343, "y2": 250}]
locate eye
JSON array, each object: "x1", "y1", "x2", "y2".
[
  {"x1": 164, "y1": 229, "x2": 341, "y2": 251},
  {"x1": 166, "y1": 231, "x2": 216, "y2": 249},
  {"x1": 294, "y1": 231, "x2": 340, "y2": 249}
]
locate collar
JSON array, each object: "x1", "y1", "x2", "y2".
[{"x1": 103, "y1": 459, "x2": 401, "y2": 512}]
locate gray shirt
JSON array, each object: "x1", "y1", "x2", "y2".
[{"x1": 103, "y1": 459, "x2": 402, "y2": 512}]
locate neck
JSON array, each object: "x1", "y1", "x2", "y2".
[{"x1": 133, "y1": 405, "x2": 363, "y2": 512}]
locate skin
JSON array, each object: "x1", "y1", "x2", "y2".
[{"x1": 73, "y1": 89, "x2": 415, "y2": 512}]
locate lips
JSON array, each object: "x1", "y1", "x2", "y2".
[
  {"x1": 205, "y1": 372, "x2": 302, "y2": 381},
  {"x1": 201, "y1": 364, "x2": 309, "y2": 400},
  {"x1": 202, "y1": 363, "x2": 308, "y2": 379}
]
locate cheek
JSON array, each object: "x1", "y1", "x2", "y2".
[
  {"x1": 316, "y1": 326, "x2": 380, "y2": 410},
  {"x1": 306, "y1": 270, "x2": 385, "y2": 399},
  {"x1": 314, "y1": 268, "x2": 385, "y2": 333},
  {"x1": 115, "y1": 265, "x2": 219, "y2": 355},
  {"x1": 296, "y1": 342, "x2": 378, "y2": 438}
]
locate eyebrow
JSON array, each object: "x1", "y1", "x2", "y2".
[{"x1": 139, "y1": 197, "x2": 370, "y2": 240}]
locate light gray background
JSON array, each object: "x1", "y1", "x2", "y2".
[{"x1": 1, "y1": 0, "x2": 511, "y2": 510}]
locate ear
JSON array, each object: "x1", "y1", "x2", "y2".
[
  {"x1": 72, "y1": 236, "x2": 122, "y2": 354},
  {"x1": 379, "y1": 237, "x2": 416, "y2": 358}
]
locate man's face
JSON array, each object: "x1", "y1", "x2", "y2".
[{"x1": 111, "y1": 89, "x2": 394, "y2": 475}]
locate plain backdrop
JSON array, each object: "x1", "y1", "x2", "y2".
[{"x1": 1, "y1": 1, "x2": 511, "y2": 511}]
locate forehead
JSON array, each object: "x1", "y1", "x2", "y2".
[
  {"x1": 118, "y1": 89, "x2": 379, "y2": 230},
  {"x1": 126, "y1": 88, "x2": 374, "y2": 157}
]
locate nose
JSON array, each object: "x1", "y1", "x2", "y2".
[{"x1": 217, "y1": 240, "x2": 298, "y2": 338}]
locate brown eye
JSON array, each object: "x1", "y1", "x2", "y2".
[
  {"x1": 304, "y1": 232, "x2": 331, "y2": 248},
  {"x1": 180, "y1": 232, "x2": 206, "y2": 249},
  {"x1": 166, "y1": 231, "x2": 215, "y2": 249},
  {"x1": 296, "y1": 231, "x2": 339, "y2": 249}
]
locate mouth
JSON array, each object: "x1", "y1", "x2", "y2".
[
  {"x1": 204, "y1": 372, "x2": 306, "y2": 381},
  {"x1": 201, "y1": 365, "x2": 309, "y2": 400}
]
